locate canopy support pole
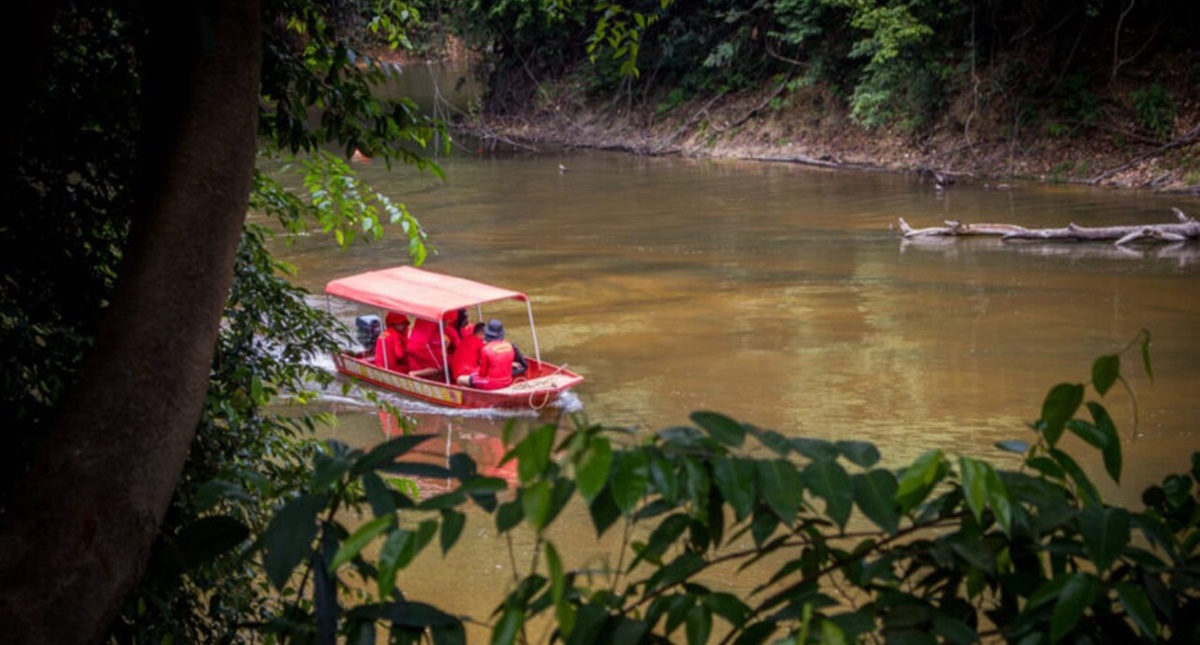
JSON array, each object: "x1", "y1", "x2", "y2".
[
  {"x1": 437, "y1": 319, "x2": 451, "y2": 383},
  {"x1": 525, "y1": 302, "x2": 541, "y2": 363}
]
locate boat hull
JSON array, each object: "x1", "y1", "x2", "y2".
[{"x1": 332, "y1": 352, "x2": 583, "y2": 410}]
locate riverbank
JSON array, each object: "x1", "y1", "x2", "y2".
[{"x1": 456, "y1": 75, "x2": 1200, "y2": 195}]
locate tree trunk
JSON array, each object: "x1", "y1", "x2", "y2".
[
  {"x1": 896, "y1": 209, "x2": 1198, "y2": 245},
  {"x1": 0, "y1": 1, "x2": 262, "y2": 643}
]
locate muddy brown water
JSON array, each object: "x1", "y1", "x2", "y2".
[{"x1": 268, "y1": 145, "x2": 1200, "y2": 635}]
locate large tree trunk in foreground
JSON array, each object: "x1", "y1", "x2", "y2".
[
  {"x1": 0, "y1": 1, "x2": 261, "y2": 643},
  {"x1": 896, "y1": 208, "x2": 1199, "y2": 245}
]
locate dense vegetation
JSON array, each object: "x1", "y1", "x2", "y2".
[
  {"x1": 430, "y1": 0, "x2": 1199, "y2": 184},
  {"x1": 442, "y1": 0, "x2": 1197, "y2": 131},
  {"x1": 1, "y1": 0, "x2": 1197, "y2": 643}
]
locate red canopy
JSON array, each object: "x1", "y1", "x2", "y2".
[{"x1": 325, "y1": 266, "x2": 528, "y2": 321}]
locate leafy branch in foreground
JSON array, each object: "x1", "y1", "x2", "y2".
[
  {"x1": 226, "y1": 335, "x2": 1196, "y2": 643},
  {"x1": 486, "y1": 335, "x2": 1198, "y2": 644}
]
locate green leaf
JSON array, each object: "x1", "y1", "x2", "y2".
[
  {"x1": 611, "y1": 450, "x2": 650, "y2": 514},
  {"x1": 685, "y1": 603, "x2": 713, "y2": 645},
  {"x1": 750, "y1": 507, "x2": 780, "y2": 547},
  {"x1": 313, "y1": 551, "x2": 338, "y2": 642},
  {"x1": 491, "y1": 606, "x2": 524, "y2": 645},
  {"x1": 1050, "y1": 448, "x2": 1100, "y2": 506},
  {"x1": 704, "y1": 592, "x2": 751, "y2": 626},
  {"x1": 313, "y1": 448, "x2": 353, "y2": 490},
  {"x1": 515, "y1": 424, "x2": 556, "y2": 485},
  {"x1": 565, "y1": 604, "x2": 608, "y2": 645},
  {"x1": 820, "y1": 619, "x2": 847, "y2": 645},
  {"x1": 263, "y1": 494, "x2": 326, "y2": 591},
  {"x1": 959, "y1": 457, "x2": 989, "y2": 525},
  {"x1": 377, "y1": 529, "x2": 412, "y2": 599},
  {"x1": 522, "y1": 480, "x2": 553, "y2": 531},
  {"x1": 713, "y1": 457, "x2": 757, "y2": 521},
  {"x1": 985, "y1": 468, "x2": 1014, "y2": 536},
  {"x1": 632, "y1": 513, "x2": 690, "y2": 570},
  {"x1": 496, "y1": 500, "x2": 523, "y2": 533},
  {"x1": 835, "y1": 441, "x2": 880, "y2": 468},
  {"x1": 646, "y1": 552, "x2": 705, "y2": 593},
  {"x1": 896, "y1": 450, "x2": 945, "y2": 514},
  {"x1": 1026, "y1": 455, "x2": 1064, "y2": 480},
  {"x1": 1079, "y1": 506, "x2": 1130, "y2": 572},
  {"x1": 588, "y1": 486, "x2": 621, "y2": 536},
  {"x1": 331, "y1": 515, "x2": 394, "y2": 570},
  {"x1": 648, "y1": 451, "x2": 681, "y2": 503},
  {"x1": 1066, "y1": 419, "x2": 1107, "y2": 450},
  {"x1": 1050, "y1": 573, "x2": 1097, "y2": 643},
  {"x1": 1040, "y1": 383, "x2": 1084, "y2": 447},
  {"x1": 362, "y1": 472, "x2": 395, "y2": 517},
  {"x1": 753, "y1": 429, "x2": 792, "y2": 456},
  {"x1": 757, "y1": 459, "x2": 803, "y2": 526},
  {"x1": 791, "y1": 437, "x2": 839, "y2": 462},
  {"x1": 1087, "y1": 402, "x2": 1121, "y2": 483},
  {"x1": 1091, "y1": 354, "x2": 1119, "y2": 396},
  {"x1": 575, "y1": 436, "x2": 613, "y2": 502},
  {"x1": 440, "y1": 510, "x2": 465, "y2": 554},
  {"x1": 1115, "y1": 581, "x2": 1158, "y2": 639},
  {"x1": 691, "y1": 410, "x2": 746, "y2": 447},
  {"x1": 853, "y1": 470, "x2": 900, "y2": 535},
  {"x1": 804, "y1": 460, "x2": 853, "y2": 530}
]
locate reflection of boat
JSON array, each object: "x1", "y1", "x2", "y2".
[
  {"x1": 325, "y1": 266, "x2": 584, "y2": 410},
  {"x1": 378, "y1": 412, "x2": 517, "y2": 486}
]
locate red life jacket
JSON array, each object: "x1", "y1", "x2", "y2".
[
  {"x1": 406, "y1": 319, "x2": 446, "y2": 372},
  {"x1": 473, "y1": 340, "x2": 515, "y2": 390},
  {"x1": 373, "y1": 327, "x2": 407, "y2": 371},
  {"x1": 450, "y1": 333, "x2": 485, "y2": 380}
]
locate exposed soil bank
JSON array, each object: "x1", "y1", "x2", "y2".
[{"x1": 457, "y1": 79, "x2": 1200, "y2": 195}]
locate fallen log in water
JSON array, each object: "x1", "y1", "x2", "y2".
[{"x1": 896, "y1": 208, "x2": 1198, "y2": 245}]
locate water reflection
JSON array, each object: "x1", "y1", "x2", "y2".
[{"x1": 375, "y1": 411, "x2": 518, "y2": 489}]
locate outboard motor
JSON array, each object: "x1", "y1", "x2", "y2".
[{"x1": 355, "y1": 314, "x2": 382, "y2": 350}]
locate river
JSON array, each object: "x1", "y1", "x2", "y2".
[{"x1": 266, "y1": 71, "x2": 1200, "y2": 633}]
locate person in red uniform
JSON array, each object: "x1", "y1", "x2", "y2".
[
  {"x1": 373, "y1": 312, "x2": 409, "y2": 371},
  {"x1": 451, "y1": 322, "x2": 486, "y2": 382},
  {"x1": 457, "y1": 319, "x2": 528, "y2": 390},
  {"x1": 407, "y1": 310, "x2": 464, "y2": 379}
]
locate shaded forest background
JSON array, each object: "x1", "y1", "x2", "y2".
[{"x1": 411, "y1": 0, "x2": 1200, "y2": 190}]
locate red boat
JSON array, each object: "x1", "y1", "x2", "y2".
[{"x1": 324, "y1": 266, "x2": 583, "y2": 410}]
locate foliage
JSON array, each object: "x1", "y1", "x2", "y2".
[
  {"x1": 1131, "y1": 84, "x2": 1176, "y2": 141},
  {"x1": 221, "y1": 333, "x2": 1200, "y2": 643},
  {"x1": 252, "y1": 154, "x2": 431, "y2": 259},
  {"x1": 437, "y1": 0, "x2": 1199, "y2": 139}
]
